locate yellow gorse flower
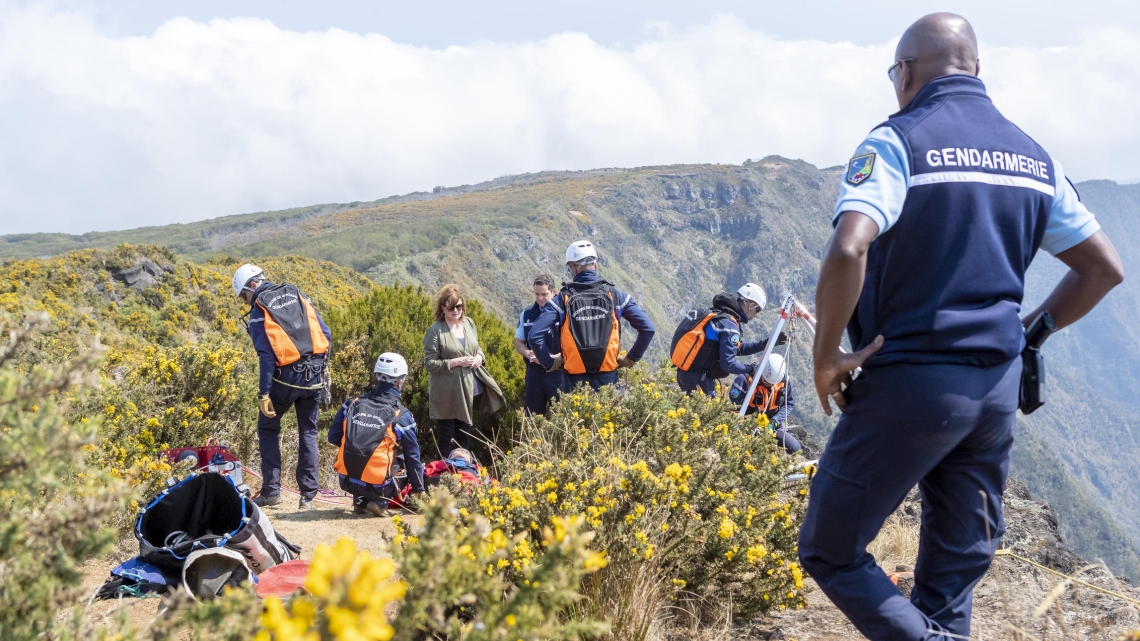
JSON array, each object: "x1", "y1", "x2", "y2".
[{"x1": 259, "y1": 538, "x2": 404, "y2": 641}]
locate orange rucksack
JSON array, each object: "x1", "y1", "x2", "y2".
[
  {"x1": 254, "y1": 283, "x2": 330, "y2": 366},
  {"x1": 670, "y1": 309, "x2": 727, "y2": 372},
  {"x1": 333, "y1": 394, "x2": 404, "y2": 486},
  {"x1": 559, "y1": 281, "x2": 621, "y2": 375}
]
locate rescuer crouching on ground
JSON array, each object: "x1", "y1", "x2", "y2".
[
  {"x1": 328, "y1": 352, "x2": 425, "y2": 518},
  {"x1": 728, "y1": 353, "x2": 802, "y2": 454},
  {"x1": 671, "y1": 283, "x2": 786, "y2": 396},
  {"x1": 234, "y1": 264, "x2": 332, "y2": 511}
]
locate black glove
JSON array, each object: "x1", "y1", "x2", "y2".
[{"x1": 775, "y1": 331, "x2": 789, "y2": 346}]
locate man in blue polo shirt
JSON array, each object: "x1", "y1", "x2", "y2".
[
  {"x1": 513, "y1": 274, "x2": 567, "y2": 415},
  {"x1": 800, "y1": 13, "x2": 1123, "y2": 640}
]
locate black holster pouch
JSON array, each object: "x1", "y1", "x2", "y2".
[{"x1": 1019, "y1": 312, "x2": 1057, "y2": 415}]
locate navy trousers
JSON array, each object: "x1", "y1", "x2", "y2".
[
  {"x1": 676, "y1": 369, "x2": 718, "y2": 395},
  {"x1": 524, "y1": 364, "x2": 567, "y2": 415},
  {"x1": 567, "y1": 371, "x2": 619, "y2": 391},
  {"x1": 774, "y1": 428, "x2": 802, "y2": 454},
  {"x1": 798, "y1": 360, "x2": 1019, "y2": 641},
  {"x1": 258, "y1": 383, "x2": 321, "y2": 500}
]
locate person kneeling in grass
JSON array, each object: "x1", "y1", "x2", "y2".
[{"x1": 329, "y1": 352, "x2": 425, "y2": 517}]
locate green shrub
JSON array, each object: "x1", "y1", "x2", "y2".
[
  {"x1": 456, "y1": 368, "x2": 807, "y2": 638},
  {"x1": 0, "y1": 314, "x2": 135, "y2": 640},
  {"x1": 390, "y1": 489, "x2": 609, "y2": 640}
]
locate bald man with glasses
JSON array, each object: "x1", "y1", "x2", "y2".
[{"x1": 799, "y1": 13, "x2": 1123, "y2": 640}]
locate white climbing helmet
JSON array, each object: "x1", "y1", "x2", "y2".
[
  {"x1": 232, "y1": 264, "x2": 264, "y2": 297},
  {"x1": 762, "y1": 353, "x2": 786, "y2": 386},
  {"x1": 565, "y1": 240, "x2": 598, "y2": 265},
  {"x1": 737, "y1": 283, "x2": 767, "y2": 311},
  {"x1": 374, "y1": 352, "x2": 409, "y2": 379}
]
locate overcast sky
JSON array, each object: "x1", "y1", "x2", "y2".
[{"x1": 1, "y1": 1, "x2": 1137, "y2": 234}]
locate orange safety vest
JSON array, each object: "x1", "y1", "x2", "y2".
[
  {"x1": 255, "y1": 283, "x2": 330, "y2": 366},
  {"x1": 334, "y1": 395, "x2": 404, "y2": 486},
  {"x1": 751, "y1": 380, "x2": 787, "y2": 415},
  {"x1": 559, "y1": 283, "x2": 621, "y2": 375}
]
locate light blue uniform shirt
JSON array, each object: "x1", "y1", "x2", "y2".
[{"x1": 833, "y1": 127, "x2": 1101, "y2": 255}]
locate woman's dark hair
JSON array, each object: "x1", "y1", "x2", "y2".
[
  {"x1": 434, "y1": 284, "x2": 465, "y2": 323},
  {"x1": 533, "y1": 274, "x2": 555, "y2": 291}
]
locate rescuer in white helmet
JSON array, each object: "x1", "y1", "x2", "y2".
[
  {"x1": 527, "y1": 240, "x2": 656, "y2": 391},
  {"x1": 728, "y1": 352, "x2": 801, "y2": 454},
  {"x1": 232, "y1": 263, "x2": 333, "y2": 511},
  {"x1": 327, "y1": 352, "x2": 424, "y2": 518},
  {"x1": 669, "y1": 282, "x2": 788, "y2": 396}
]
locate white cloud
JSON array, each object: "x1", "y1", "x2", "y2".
[{"x1": 0, "y1": 5, "x2": 1136, "y2": 234}]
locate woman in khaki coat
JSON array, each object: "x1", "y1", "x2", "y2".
[{"x1": 423, "y1": 284, "x2": 505, "y2": 457}]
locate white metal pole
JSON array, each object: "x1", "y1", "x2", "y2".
[
  {"x1": 792, "y1": 299, "x2": 861, "y2": 380},
  {"x1": 793, "y1": 300, "x2": 818, "y2": 336},
  {"x1": 738, "y1": 295, "x2": 796, "y2": 418}
]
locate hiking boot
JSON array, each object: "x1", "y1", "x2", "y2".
[
  {"x1": 253, "y1": 493, "x2": 282, "y2": 508},
  {"x1": 298, "y1": 497, "x2": 316, "y2": 511},
  {"x1": 365, "y1": 501, "x2": 389, "y2": 518},
  {"x1": 353, "y1": 504, "x2": 368, "y2": 515}
]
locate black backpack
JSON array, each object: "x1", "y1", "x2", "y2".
[{"x1": 559, "y1": 280, "x2": 620, "y2": 374}]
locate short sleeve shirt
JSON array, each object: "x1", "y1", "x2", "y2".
[{"x1": 833, "y1": 127, "x2": 1100, "y2": 255}]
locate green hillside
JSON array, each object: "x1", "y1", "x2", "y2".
[{"x1": 4, "y1": 158, "x2": 1138, "y2": 579}]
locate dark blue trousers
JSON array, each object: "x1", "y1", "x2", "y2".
[
  {"x1": 774, "y1": 428, "x2": 801, "y2": 454},
  {"x1": 798, "y1": 360, "x2": 1019, "y2": 641},
  {"x1": 524, "y1": 364, "x2": 567, "y2": 415},
  {"x1": 567, "y1": 371, "x2": 619, "y2": 391},
  {"x1": 258, "y1": 383, "x2": 321, "y2": 500},
  {"x1": 676, "y1": 369, "x2": 718, "y2": 396}
]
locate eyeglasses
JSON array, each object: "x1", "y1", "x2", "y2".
[
  {"x1": 887, "y1": 57, "x2": 915, "y2": 83},
  {"x1": 448, "y1": 303, "x2": 465, "y2": 312}
]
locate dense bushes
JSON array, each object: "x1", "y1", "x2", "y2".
[
  {"x1": 454, "y1": 368, "x2": 807, "y2": 636},
  {"x1": 0, "y1": 314, "x2": 134, "y2": 640},
  {"x1": 0, "y1": 245, "x2": 383, "y2": 523},
  {"x1": 390, "y1": 490, "x2": 608, "y2": 640}
]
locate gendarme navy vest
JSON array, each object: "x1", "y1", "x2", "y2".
[
  {"x1": 850, "y1": 75, "x2": 1054, "y2": 367},
  {"x1": 522, "y1": 298, "x2": 544, "y2": 349}
]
